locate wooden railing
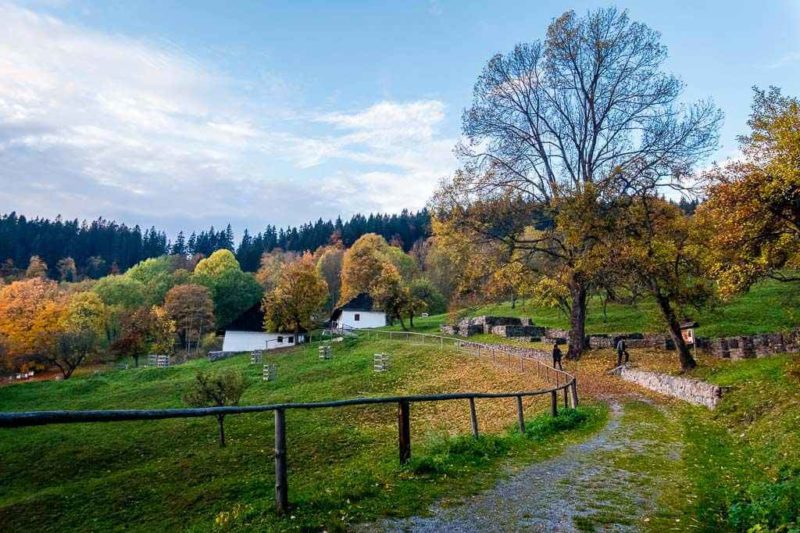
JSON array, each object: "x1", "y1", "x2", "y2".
[
  {"x1": 0, "y1": 331, "x2": 579, "y2": 515},
  {"x1": 357, "y1": 328, "x2": 577, "y2": 392}
]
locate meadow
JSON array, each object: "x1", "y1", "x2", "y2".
[{"x1": 0, "y1": 337, "x2": 603, "y2": 532}]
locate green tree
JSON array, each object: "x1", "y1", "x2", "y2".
[
  {"x1": 92, "y1": 276, "x2": 147, "y2": 309},
  {"x1": 183, "y1": 370, "x2": 249, "y2": 447},
  {"x1": 408, "y1": 278, "x2": 446, "y2": 315}
]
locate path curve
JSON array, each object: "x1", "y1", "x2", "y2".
[{"x1": 366, "y1": 401, "x2": 681, "y2": 532}]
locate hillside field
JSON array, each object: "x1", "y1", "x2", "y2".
[
  {"x1": 0, "y1": 337, "x2": 604, "y2": 532},
  {"x1": 396, "y1": 279, "x2": 800, "y2": 338}
]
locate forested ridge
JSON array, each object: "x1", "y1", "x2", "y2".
[{"x1": 0, "y1": 209, "x2": 431, "y2": 278}]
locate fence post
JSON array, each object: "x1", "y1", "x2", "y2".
[
  {"x1": 398, "y1": 400, "x2": 411, "y2": 464},
  {"x1": 468, "y1": 397, "x2": 479, "y2": 437},
  {"x1": 571, "y1": 379, "x2": 579, "y2": 408},
  {"x1": 563, "y1": 386, "x2": 569, "y2": 409},
  {"x1": 516, "y1": 395, "x2": 525, "y2": 433},
  {"x1": 274, "y1": 408, "x2": 289, "y2": 515},
  {"x1": 550, "y1": 390, "x2": 558, "y2": 417}
]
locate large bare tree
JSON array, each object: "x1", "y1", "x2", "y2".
[{"x1": 435, "y1": 7, "x2": 721, "y2": 358}]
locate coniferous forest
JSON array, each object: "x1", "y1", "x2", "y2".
[{"x1": 0, "y1": 209, "x2": 431, "y2": 278}]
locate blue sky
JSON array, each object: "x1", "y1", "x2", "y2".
[{"x1": 1, "y1": 0, "x2": 798, "y2": 237}]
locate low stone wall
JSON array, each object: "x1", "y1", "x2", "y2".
[
  {"x1": 698, "y1": 330, "x2": 800, "y2": 359},
  {"x1": 208, "y1": 350, "x2": 239, "y2": 362},
  {"x1": 457, "y1": 340, "x2": 550, "y2": 363},
  {"x1": 490, "y1": 325, "x2": 546, "y2": 338},
  {"x1": 615, "y1": 366, "x2": 723, "y2": 408}
]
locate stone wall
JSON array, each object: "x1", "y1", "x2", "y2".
[
  {"x1": 208, "y1": 351, "x2": 239, "y2": 362},
  {"x1": 615, "y1": 366, "x2": 724, "y2": 408},
  {"x1": 490, "y1": 325, "x2": 547, "y2": 338},
  {"x1": 698, "y1": 329, "x2": 800, "y2": 359}
]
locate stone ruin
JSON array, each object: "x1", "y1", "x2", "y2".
[
  {"x1": 441, "y1": 316, "x2": 545, "y2": 338},
  {"x1": 441, "y1": 315, "x2": 800, "y2": 360}
]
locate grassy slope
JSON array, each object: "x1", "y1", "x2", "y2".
[
  {"x1": 398, "y1": 279, "x2": 799, "y2": 338},
  {"x1": 679, "y1": 355, "x2": 800, "y2": 531},
  {"x1": 0, "y1": 338, "x2": 606, "y2": 532}
]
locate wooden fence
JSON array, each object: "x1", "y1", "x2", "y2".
[{"x1": 0, "y1": 330, "x2": 578, "y2": 515}]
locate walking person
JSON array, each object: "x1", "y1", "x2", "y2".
[
  {"x1": 552, "y1": 342, "x2": 563, "y2": 370},
  {"x1": 616, "y1": 336, "x2": 630, "y2": 366}
]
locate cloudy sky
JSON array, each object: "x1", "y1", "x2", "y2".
[{"x1": 1, "y1": 0, "x2": 798, "y2": 237}]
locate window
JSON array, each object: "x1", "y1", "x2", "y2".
[
  {"x1": 354, "y1": 313, "x2": 361, "y2": 321},
  {"x1": 277, "y1": 336, "x2": 283, "y2": 343},
  {"x1": 288, "y1": 336, "x2": 294, "y2": 343}
]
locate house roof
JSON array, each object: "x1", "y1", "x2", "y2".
[
  {"x1": 224, "y1": 304, "x2": 265, "y2": 332},
  {"x1": 330, "y1": 293, "x2": 379, "y2": 322}
]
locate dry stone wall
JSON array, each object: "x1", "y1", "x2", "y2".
[{"x1": 615, "y1": 366, "x2": 724, "y2": 408}]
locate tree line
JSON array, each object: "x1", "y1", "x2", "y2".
[{"x1": 0, "y1": 209, "x2": 431, "y2": 279}]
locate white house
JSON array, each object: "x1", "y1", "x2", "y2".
[
  {"x1": 222, "y1": 331, "x2": 305, "y2": 352},
  {"x1": 221, "y1": 304, "x2": 306, "y2": 352},
  {"x1": 330, "y1": 293, "x2": 387, "y2": 330}
]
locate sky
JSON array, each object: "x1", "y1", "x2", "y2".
[{"x1": 0, "y1": 0, "x2": 798, "y2": 237}]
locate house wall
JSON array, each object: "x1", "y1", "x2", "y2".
[
  {"x1": 337, "y1": 310, "x2": 386, "y2": 329},
  {"x1": 221, "y1": 331, "x2": 305, "y2": 352}
]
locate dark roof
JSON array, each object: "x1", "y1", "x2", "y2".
[
  {"x1": 330, "y1": 293, "x2": 376, "y2": 322},
  {"x1": 224, "y1": 304, "x2": 265, "y2": 332}
]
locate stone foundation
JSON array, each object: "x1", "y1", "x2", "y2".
[{"x1": 615, "y1": 366, "x2": 724, "y2": 408}]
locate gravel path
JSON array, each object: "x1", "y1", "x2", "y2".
[{"x1": 365, "y1": 401, "x2": 680, "y2": 532}]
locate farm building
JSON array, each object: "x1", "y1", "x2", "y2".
[
  {"x1": 330, "y1": 293, "x2": 387, "y2": 330},
  {"x1": 221, "y1": 304, "x2": 306, "y2": 352}
]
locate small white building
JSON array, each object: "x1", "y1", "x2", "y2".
[
  {"x1": 330, "y1": 293, "x2": 387, "y2": 330},
  {"x1": 222, "y1": 331, "x2": 305, "y2": 352},
  {"x1": 221, "y1": 305, "x2": 306, "y2": 352}
]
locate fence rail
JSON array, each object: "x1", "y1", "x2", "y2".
[{"x1": 0, "y1": 328, "x2": 579, "y2": 515}]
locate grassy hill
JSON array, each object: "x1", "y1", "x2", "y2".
[
  {"x1": 678, "y1": 355, "x2": 800, "y2": 530},
  {"x1": 397, "y1": 279, "x2": 800, "y2": 338},
  {"x1": 0, "y1": 337, "x2": 604, "y2": 532}
]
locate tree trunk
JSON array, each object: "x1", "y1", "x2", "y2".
[
  {"x1": 409, "y1": 312, "x2": 415, "y2": 328},
  {"x1": 567, "y1": 278, "x2": 587, "y2": 360},
  {"x1": 133, "y1": 355, "x2": 139, "y2": 368},
  {"x1": 655, "y1": 293, "x2": 697, "y2": 372},
  {"x1": 511, "y1": 294, "x2": 517, "y2": 309},
  {"x1": 398, "y1": 312, "x2": 407, "y2": 331},
  {"x1": 217, "y1": 414, "x2": 226, "y2": 447}
]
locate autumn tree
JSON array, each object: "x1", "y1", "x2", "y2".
[
  {"x1": 255, "y1": 250, "x2": 298, "y2": 291},
  {"x1": 339, "y1": 234, "x2": 390, "y2": 303},
  {"x1": 57, "y1": 257, "x2": 78, "y2": 282},
  {"x1": 435, "y1": 7, "x2": 720, "y2": 358},
  {"x1": 112, "y1": 306, "x2": 176, "y2": 367},
  {"x1": 613, "y1": 197, "x2": 711, "y2": 371},
  {"x1": 371, "y1": 263, "x2": 412, "y2": 330},
  {"x1": 699, "y1": 87, "x2": 800, "y2": 297},
  {"x1": 0, "y1": 278, "x2": 61, "y2": 366},
  {"x1": 263, "y1": 254, "x2": 328, "y2": 339},
  {"x1": 164, "y1": 284, "x2": 215, "y2": 354},
  {"x1": 25, "y1": 256, "x2": 48, "y2": 279},
  {"x1": 183, "y1": 369, "x2": 249, "y2": 447}
]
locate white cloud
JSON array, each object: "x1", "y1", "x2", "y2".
[{"x1": 0, "y1": 2, "x2": 456, "y2": 236}]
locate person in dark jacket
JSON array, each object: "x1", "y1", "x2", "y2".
[
  {"x1": 616, "y1": 337, "x2": 630, "y2": 366},
  {"x1": 552, "y1": 342, "x2": 563, "y2": 370}
]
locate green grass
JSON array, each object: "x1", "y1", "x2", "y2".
[
  {"x1": 678, "y1": 355, "x2": 800, "y2": 531},
  {"x1": 394, "y1": 279, "x2": 800, "y2": 338},
  {"x1": 0, "y1": 338, "x2": 606, "y2": 532}
]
